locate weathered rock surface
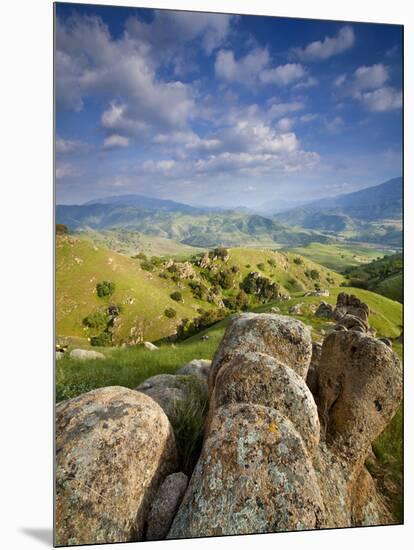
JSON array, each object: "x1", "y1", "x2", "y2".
[
  {"x1": 69, "y1": 348, "x2": 105, "y2": 360},
  {"x1": 209, "y1": 313, "x2": 312, "y2": 391},
  {"x1": 289, "y1": 303, "x2": 303, "y2": 315},
  {"x1": 315, "y1": 301, "x2": 334, "y2": 319},
  {"x1": 168, "y1": 312, "x2": 402, "y2": 539},
  {"x1": 317, "y1": 330, "x2": 402, "y2": 457},
  {"x1": 210, "y1": 352, "x2": 320, "y2": 454},
  {"x1": 136, "y1": 374, "x2": 202, "y2": 420},
  {"x1": 55, "y1": 387, "x2": 177, "y2": 546},
  {"x1": 146, "y1": 472, "x2": 188, "y2": 540},
  {"x1": 168, "y1": 404, "x2": 324, "y2": 538},
  {"x1": 176, "y1": 359, "x2": 211, "y2": 383},
  {"x1": 305, "y1": 289, "x2": 329, "y2": 297},
  {"x1": 144, "y1": 341, "x2": 158, "y2": 351},
  {"x1": 334, "y1": 292, "x2": 370, "y2": 324}
]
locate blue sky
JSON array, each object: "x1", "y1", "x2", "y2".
[{"x1": 55, "y1": 3, "x2": 403, "y2": 207}]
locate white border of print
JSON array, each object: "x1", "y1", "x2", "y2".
[{"x1": 1, "y1": 0, "x2": 412, "y2": 549}]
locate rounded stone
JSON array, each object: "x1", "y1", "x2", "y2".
[
  {"x1": 209, "y1": 313, "x2": 312, "y2": 391},
  {"x1": 55, "y1": 386, "x2": 177, "y2": 546}
]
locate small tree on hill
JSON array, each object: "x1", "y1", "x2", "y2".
[
  {"x1": 165, "y1": 307, "x2": 177, "y2": 318},
  {"x1": 170, "y1": 291, "x2": 183, "y2": 303},
  {"x1": 96, "y1": 281, "x2": 116, "y2": 298}
]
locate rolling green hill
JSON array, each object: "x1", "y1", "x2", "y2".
[
  {"x1": 56, "y1": 285, "x2": 402, "y2": 402},
  {"x1": 275, "y1": 177, "x2": 402, "y2": 247},
  {"x1": 342, "y1": 253, "x2": 403, "y2": 303},
  {"x1": 284, "y1": 242, "x2": 396, "y2": 272},
  {"x1": 76, "y1": 229, "x2": 203, "y2": 258},
  {"x1": 56, "y1": 236, "x2": 344, "y2": 345},
  {"x1": 56, "y1": 204, "x2": 331, "y2": 248}
]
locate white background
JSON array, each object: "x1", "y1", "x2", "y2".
[{"x1": 0, "y1": 0, "x2": 412, "y2": 548}]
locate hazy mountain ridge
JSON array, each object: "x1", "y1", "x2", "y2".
[
  {"x1": 56, "y1": 205, "x2": 331, "y2": 248},
  {"x1": 275, "y1": 177, "x2": 402, "y2": 227}
]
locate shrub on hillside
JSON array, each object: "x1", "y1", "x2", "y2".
[
  {"x1": 164, "y1": 307, "x2": 177, "y2": 318},
  {"x1": 82, "y1": 311, "x2": 109, "y2": 330},
  {"x1": 171, "y1": 291, "x2": 183, "y2": 303},
  {"x1": 189, "y1": 281, "x2": 208, "y2": 300},
  {"x1": 293, "y1": 257, "x2": 303, "y2": 265},
  {"x1": 241, "y1": 272, "x2": 280, "y2": 303},
  {"x1": 96, "y1": 280, "x2": 116, "y2": 298},
  {"x1": 305, "y1": 269, "x2": 320, "y2": 281},
  {"x1": 211, "y1": 247, "x2": 229, "y2": 261},
  {"x1": 223, "y1": 290, "x2": 250, "y2": 311},
  {"x1": 90, "y1": 332, "x2": 112, "y2": 347},
  {"x1": 150, "y1": 256, "x2": 163, "y2": 267},
  {"x1": 140, "y1": 261, "x2": 154, "y2": 272},
  {"x1": 257, "y1": 262, "x2": 265, "y2": 271},
  {"x1": 215, "y1": 269, "x2": 233, "y2": 290},
  {"x1": 267, "y1": 258, "x2": 277, "y2": 267},
  {"x1": 132, "y1": 252, "x2": 147, "y2": 260}
]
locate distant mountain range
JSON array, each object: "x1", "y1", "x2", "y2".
[
  {"x1": 56, "y1": 176, "x2": 402, "y2": 248},
  {"x1": 275, "y1": 177, "x2": 402, "y2": 246},
  {"x1": 276, "y1": 177, "x2": 402, "y2": 227}
]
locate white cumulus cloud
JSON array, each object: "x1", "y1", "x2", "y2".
[
  {"x1": 293, "y1": 26, "x2": 355, "y2": 61},
  {"x1": 103, "y1": 134, "x2": 130, "y2": 149}
]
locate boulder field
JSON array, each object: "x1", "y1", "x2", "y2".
[{"x1": 55, "y1": 295, "x2": 402, "y2": 544}]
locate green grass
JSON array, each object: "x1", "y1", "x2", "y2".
[
  {"x1": 372, "y1": 403, "x2": 403, "y2": 522},
  {"x1": 56, "y1": 236, "x2": 344, "y2": 345},
  {"x1": 56, "y1": 286, "x2": 403, "y2": 521},
  {"x1": 77, "y1": 229, "x2": 203, "y2": 258},
  {"x1": 56, "y1": 286, "x2": 402, "y2": 401},
  {"x1": 285, "y1": 242, "x2": 396, "y2": 272},
  {"x1": 56, "y1": 235, "x2": 206, "y2": 343}
]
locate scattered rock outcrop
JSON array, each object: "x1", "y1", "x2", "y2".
[
  {"x1": 169, "y1": 314, "x2": 323, "y2": 538},
  {"x1": 69, "y1": 348, "x2": 105, "y2": 360},
  {"x1": 315, "y1": 301, "x2": 334, "y2": 319},
  {"x1": 289, "y1": 303, "x2": 303, "y2": 315},
  {"x1": 168, "y1": 311, "x2": 402, "y2": 539},
  {"x1": 305, "y1": 289, "x2": 330, "y2": 297},
  {"x1": 144, "y1": 341, "x2": 158, "y2": 351},
  {"x1": 55, "y1": 387, "x2": 177, "y2": 546},
  {"x1": 56, "y1": 299, "x2": 402, "y2": 544}
]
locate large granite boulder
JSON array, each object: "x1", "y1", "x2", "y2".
[
  {"x1": 209, "y1": 313, "x2": 312, "y2": 391},
  {"x1": 55, "y1": 387, "x2": 177, "y2": 546},
  {"x1": 317, "y1": 330, "x2": 402, "y2": 457},
  {"x1": 334, "y1": 292, "x2": 370, "y2": 324},
  {"x1": 209, "y1": 351, "x2": 320, "y2": 454},
  {"x1": 315, "y1": 301, "x2": 334, "y2": 319},
  {"x1": 168, "y1": 404, "x2": 324, "y2": 538},
  {"x1": 168, "y1": 312, "x2": 402, "y2": 539}
]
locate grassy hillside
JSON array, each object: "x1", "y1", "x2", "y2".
[
  {"x1": 56, "y1": 285, "x2": 402, "y2": 401},
  {"x1": 342, "y1": 253, "x2": 403, "y2": 303},
  {"x1": 76, "y1": 229, "x2": 203, "y2": 258},
  {"x1": 275, "y1": 177, "x2": 402, "y2": 247},
  {"x1": 56, "y1": 235, "x2": 203, "y2": 343},
  {"x1": 56, "y1": 236, "x2": 344, "y2": 345},
  {"x1": 285, "y1": 242, "x2": 396, "y2": 272},
  {"x1": 56, "y1": 204, "x2": 332, "y2": 248}
]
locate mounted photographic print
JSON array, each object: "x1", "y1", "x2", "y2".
[{"x1": 54, "y1": 2, "x2": 403, "y2": 546}]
